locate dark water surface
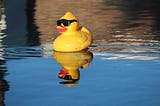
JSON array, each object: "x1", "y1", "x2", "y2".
[{"x1": 0, "y1": 0, "x2": 160, "y2": 106}]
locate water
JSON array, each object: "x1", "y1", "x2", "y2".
[{"x1": 0, "y1": 0, "x2": 160, "y2": 106}]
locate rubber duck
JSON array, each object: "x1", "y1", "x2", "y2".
[
  {"x1": 53, "y1": 12, "x2": 92, "y2": 52},
  {"x1": 53, "y1": 50, "x2": 93, "y2": 87}
]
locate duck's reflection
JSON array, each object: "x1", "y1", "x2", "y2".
[{"x1": 53, "y1": 50, "x2": 93, "y2": 87}]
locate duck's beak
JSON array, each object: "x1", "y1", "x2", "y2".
[
  {"x1": 58, "y1": 69, "x2": 68, "y2": 78},
  {"x1": 57, "y1": 24, "x2": 67, "y2": 33}
]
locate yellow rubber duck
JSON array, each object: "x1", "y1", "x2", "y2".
[
  {"x1": 53, "y1": 50, "x2": 93, "y2": 87},
  {"x1": 53, "y1": 12, "x2": 92, "y2": 52}
]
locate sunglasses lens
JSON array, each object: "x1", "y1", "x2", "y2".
[
  {"x1": 57, "y1": 20, "x2": 62, "y2": 26},
  {"x1": 64, "y1": 75, "x2": 72, "y2": 80},
  {"x1": 57, "y1": 20, "x2": 61, "y2": 26},
  {"x1": 57, "y1": 19, "x2": 77, "y2": 26},
  {"x1": 63, "y1": 20, "x2": 69, "y2": 26},
  {"x1": 57, "y1": 19, "x2": 69, "y2": 26}
]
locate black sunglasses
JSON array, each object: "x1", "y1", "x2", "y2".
[
  {"x1": 57, "y1": 19, "x2": 77, "y2": 26},
  {"x1": 58, "y1": 75, "x2": 73, "y2": 80}
]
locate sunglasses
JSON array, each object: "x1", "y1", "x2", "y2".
[
  {"x1": 58, "y1": 74, "x2": 73, "y2": 80},
  {"x1": 57, "y1": 19, "x2": 77, "y2": 26}
]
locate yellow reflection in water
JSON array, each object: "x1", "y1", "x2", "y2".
[{"x1": 53, "y1": 50, "x2": 93, "y2": 87}]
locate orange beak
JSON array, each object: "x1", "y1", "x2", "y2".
[
  {"x1": 58, "y1": 69, "x2": 68, "y2": 78},
  {"x1": 57, "y1": 24, "x2": 67, "y2": 33}
]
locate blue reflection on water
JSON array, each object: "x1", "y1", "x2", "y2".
[{"x1": 4, "y1": 50, "x2": 160, "y2": 106}]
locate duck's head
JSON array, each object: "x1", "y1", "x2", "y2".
[
  {"x1": 58, "y1": 68, "x2": 80, "y2": 80},
  {"x1": 56, "y1": 12, "x2": 79, "y2": 33},
  {"x1": 58, "y1": 68, "x2": 79, "y2": 87}
]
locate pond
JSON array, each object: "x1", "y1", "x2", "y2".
[{"x1": 0, "y1": 0, "x2": 160, "y2": 106}]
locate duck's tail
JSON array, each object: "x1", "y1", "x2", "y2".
[{"x1": 79, "y1": 26, "x2": 91, "y2": 35}]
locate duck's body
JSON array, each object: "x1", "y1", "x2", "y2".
[
  {"x1": 54, "y1": 26, "x2": 92, "y2": 52},
  {"x1": 53, "y1": 12, "x2": 92, "y2": 52}
]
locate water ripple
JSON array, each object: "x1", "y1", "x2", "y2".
[
  {"x1": 93, "y1": 49, "x2": 160, "y2": 61},
  {"x1": 3, "y1": 46, "x2": 43, "y2": 60}
]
